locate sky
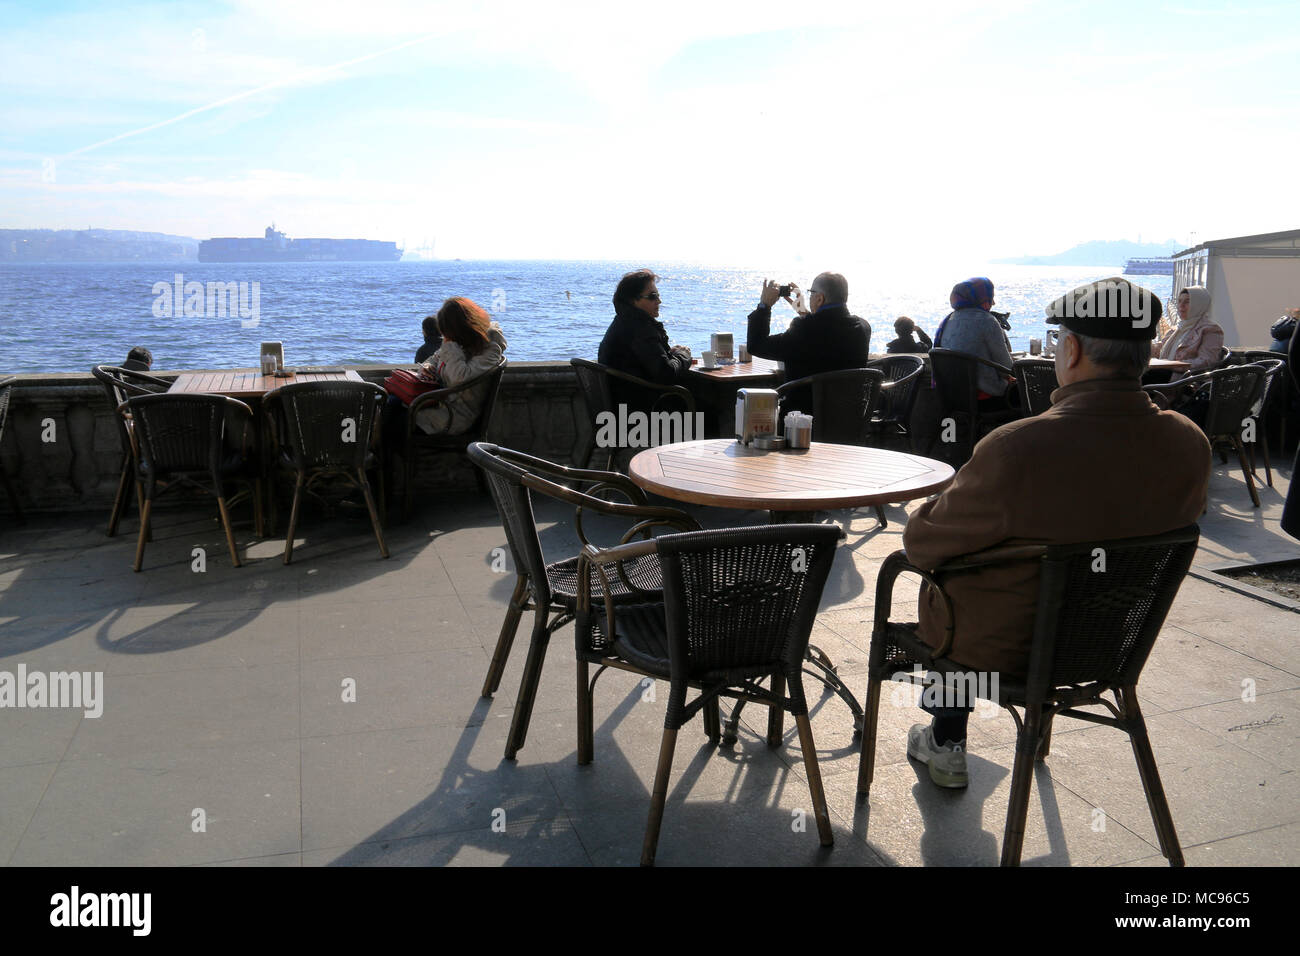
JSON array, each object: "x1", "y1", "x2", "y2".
[{"x1": 2, "y1": 0, "x2": 1298, "y2": 263}]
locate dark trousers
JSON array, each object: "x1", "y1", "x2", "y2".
[{"x1": 920, "y1": 674, "x2": 973, "y2": 746}]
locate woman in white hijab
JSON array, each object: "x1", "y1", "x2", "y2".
[{"x1": 1152, "y1": 286, "x2": 1224, "y2": 371}]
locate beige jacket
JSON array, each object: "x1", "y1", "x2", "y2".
[
  {"x1": 414, "y1": 324, "x2": 507, "y2": 435},
  {"x1": 1153, "y1": 286, "x2": 1224, "y2": 371},
  {"x1": 902, "y1": 378, "x2": 1210, "y2": 677}
]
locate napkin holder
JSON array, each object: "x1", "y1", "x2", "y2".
[
  {"x1": 711, "y1": 332, "x2": 734, "y2": 361},
  {"x1": 735, "y1": 388, "x2": 779, "y2": 445},
  {"x1": 260, "y1": 341, "x2": 285, "y2": 372}
]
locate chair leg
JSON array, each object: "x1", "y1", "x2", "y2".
[
  {"x1": 856, "y1": 672, "x2": 884, "y2": 797},
  {"x1": 641, "y1": 727, "x2": 680, "y2": 866},
  {"x1": 1118, "y1": 688, "x2": 1184, "y2": 866},
  {"x1": 1, "y1": 470, "x2": 22, "y2": 523},
  {"x1": 1037, "y1": 712, "x2": 1055, "y2": 760},
  {"x1": 795, "y1": 712, "x2": 834, "y2": 847},
  {"x1": 216, "y1": 496, "x2": 241, "y2": 568},
  {"x1": 358, "y1": 470, "x2": 389, "y2": 559},
  {"x1": 133, "y1": 499, "x2": 152, "y2": 571},
  {"x1": 1000, "y1": 706, "x2": 1042, "y2": 866},
  {"x1": 1232, "y1": 436, "x2": 1261, "y2": 508},
  {"x1": 283, "y1": 473, "x2": 305, "y2": 565},
  {"x1": 252, "y1": 478, "x2": 265, "y2": 538},
  {"x1": 1260, "y1": 431, "x2": 1274, "y2": 488},
  {"x1": 576, "y1": 658, "x2": 594, "y2": 765},
  {"x1": 401, "y1": 441, "x2": 414, "y2": 521},
  {"x1": 482, "y1": 575, "x2": 528, "y2": 697},
  {"x1": 766, "y1": 670, "x2": 786, "y2": 747},
  {"x1": 504, "y1": 611, "x2": 552, "y2": 760},
  {"x1": 874, "y1": 504, "x2": 887, "y2": 530},
  {"x1": 136, "y1": 481, "x2": 151, "y2": 542},
  {"x1": 703, "y1": 697, "x2": 721, "y2": 742},
  {"x1": 107, "y1": 460, "x2": 132, "y2": 536}
]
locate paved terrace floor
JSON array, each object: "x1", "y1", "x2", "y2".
[{"x1": 1, "y1": 451, "x2": 1296, "y2": 867}]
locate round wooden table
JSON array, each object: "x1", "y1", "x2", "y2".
[
  {"x1": 628, "y1": 438, "x2": 955, "y2": 740},
  {"x1": 628, "y1": 438, "x2": 955, "y2": 513}
]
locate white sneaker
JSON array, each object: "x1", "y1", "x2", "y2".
[{"x1": 907, "y1": 723, "x2": 969, "y2": 789}]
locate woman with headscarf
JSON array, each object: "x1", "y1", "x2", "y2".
[
  {"x1": 932, "y1": 276, "x2": 1017, "y2": 408},
  {"x1": 1152, "y1": 286, "x2": 1224, "y2": 372}
]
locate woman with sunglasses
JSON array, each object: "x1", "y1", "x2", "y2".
[{"x1": 597, "y1": 269, "x2": 693, "y2": 414}]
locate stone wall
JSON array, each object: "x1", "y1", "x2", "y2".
[
  {"x1": 0, "y1": 362, "x2": 591, "y2": 515},
  {"x1": 5, "y1": 349, "x2": 1271, "y2": 518}
]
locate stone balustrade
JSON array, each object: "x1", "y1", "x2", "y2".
[{"x1": 0, "y1": 362, "x2": 592, "y2": 515}]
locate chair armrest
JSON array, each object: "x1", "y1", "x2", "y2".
[
  {"x1": 981, "y1": 356, "x2": 1014, "y2": 377},
  {"x1": 876, "y1": 543, "x2": 1049, "y2": 660},
  {"x1": 872, "y1": 364, "x2": 924, "y2": 414},
  {"x1": 520, "y1": 470, "x2": 700, "y2": 551},
  {"x1": 873, "y1": 551, "x2": 957, "y2": 658},
  {"x1": 600, "y1": 366, "x2": 696, "y2": 414},
  {"x1": 577, "y1": 539, "x2": 662, "y2": 647},
  {"x1": 1145, "y1": 368, "x2": 1215, "y2": 392},
  {"x1": 405, "y1": 360, "x2": 505, "y2": 421},
  {"x1": 880, "y1": 364, "x2": 924, "y2": 392},
  {"x1": 491, "y1": 445, "x2": 650, "y2": 504}
]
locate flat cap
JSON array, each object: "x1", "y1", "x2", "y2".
[{"x1": 1044, "y1": 277, "x2": 1161, "y2": 340}]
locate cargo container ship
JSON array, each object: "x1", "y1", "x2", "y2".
[{"x1": 198, "y1": 225, "x2": 403, "y2": 262}]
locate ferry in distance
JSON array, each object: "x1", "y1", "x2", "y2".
[
  {"x1": 198, "y1": 225, "x2": 403, "y2": 263},
  {"x1": 1123, "y1": 256, "x2": 1174, "y2": 276}
]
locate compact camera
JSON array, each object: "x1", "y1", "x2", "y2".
[{"x1": 778, "y1": 284, "x2": 794, "y2": 298}]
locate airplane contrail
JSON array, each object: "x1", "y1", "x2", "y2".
[{"x1": 62, "y1": 32, "x2": 442, "y2": 159}]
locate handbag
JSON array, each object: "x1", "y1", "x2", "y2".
[{"x1": 383, "y1": 368, "x2": 439, "y2": 405}]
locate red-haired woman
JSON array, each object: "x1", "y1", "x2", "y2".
[{"x1": 414, "y1": 296, "x2": 508, "y2": 434}]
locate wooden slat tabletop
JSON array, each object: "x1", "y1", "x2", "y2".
[
  {"x1": 1148, "y1": 357, "x2": 1191, "y2": 370},
  {"x1": 689, "y1": 356, "x2": 782, "y2": 382},
  {"x1": 629, "y1": 439, "x2": 955, "y2": 511},
  {"x1": 168, "y1": 369, "x2": 363, "y2": 399}
]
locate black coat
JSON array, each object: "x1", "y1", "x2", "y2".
[
  {"x1": 747, "y1": 303, "x2": 871, "y2": 414},
  {"x1": 597, "y1": 305, "x2": 692, "y2": 414},
  {"x1": 1282, "y1": 321, "x2": 1300, "y2": 540}
]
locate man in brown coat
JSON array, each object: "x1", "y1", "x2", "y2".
[{"x1": 900, "y1": 277, "x2": 1211, "y2": 788}]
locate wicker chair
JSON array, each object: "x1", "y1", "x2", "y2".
[
  {"x1": 1012, "y1": 358, "x2": 1059, "y2": 417},
  {"x1": 399, "y1": 358, "x2": 506, "y2": 519},
  {"x1": 0, "y1": 377, "x2": 23, "y2": 523},
  {"x1": 777, "y1": 367, "x2": 888, "y2": 528},
  {"x1": 928, "y1": 348, "x2": 1020, "y2": 466},
  {"x1": 1239, "y1": 358, "x2": 1286, "y2": 488},
  {"x1": 91, "y1": 365, "x2": 172, "y2": 536},
  {"x1": 263, "y1": 380, "x2": 388, "y2": 564},
  {"x1": 124, "y1": 393, "x2": 260, "y2": 572},
  {"x1": 856, "y1": 525, "x2": 1200, "y2": 866},
  {"x1": 1145, "y1": 364, "x2": 1266, "y2": 507},
  {"x1": 467, "y1": 441, "x2": 701, "y2": 760},
  {"x1": 776, "y1": 368, "x2": 885, "y2": 443},
  {"x1": 570, "y1": 358, "x2": 696, "y2": 471},
  {"x1": 577, "y1": 523, "x2": 844, "y2": 865},
  {"x1": 1238, "y1": 350, "x2": 1291, "y2": 465},
  {"x1": 865, "y1": 355, "x2": 926, "y2": 451}
]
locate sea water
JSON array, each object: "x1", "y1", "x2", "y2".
[{"x1": 0, "y1": 259, "x2": 1172, "y2": 373}]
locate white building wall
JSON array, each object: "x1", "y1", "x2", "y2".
[{"x1": 1210, "y1": 255, "x2": 1300, "y2": 347}]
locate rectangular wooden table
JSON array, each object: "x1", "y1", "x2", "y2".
[
  {"x1": 689, "y1": 355, "x2": 782, "y2": 383},
  {"x1": 169, "y1": 368, "x2": 363, "y2": 399},
  {"x1": 687, "y1": 357, "x2": 783, "y2": 438}
]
